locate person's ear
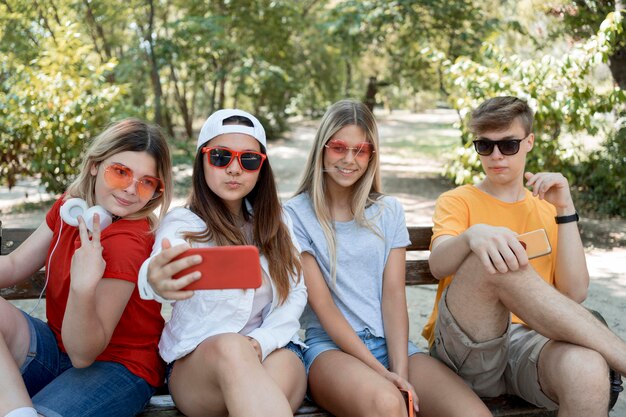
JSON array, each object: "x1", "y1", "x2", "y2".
[
  {"x1": 90, "y1": 162, "x2": 99, "y2": 176},
  {"x1": 525, "y1": 133, "x2": 535, "y2": 152}
]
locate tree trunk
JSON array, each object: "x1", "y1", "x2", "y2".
[
  {"x1": 218, "y1": 75, "x2": 227, "y2": 109},
  {"x1": 344, "y1": 61, "x2": 352, "y2": 96},
  {"x1": 169, "y1": 64, "x2": 193, "y2": 139},
  {"x1": 363, "y1": 76, "x2": 377, "y2": 113},
  {"x1": 611, "y1": 0, "x2": 626, "y2": 90},
  {"x1": 83, "y1": 0, "x2": 112, "y2": 61},
  {"x1": 609, "y1": 45, "x2": 626, "y2": 90},
  {"x1": 144, "y1": 0, "x2": 164, "y2": 127}
]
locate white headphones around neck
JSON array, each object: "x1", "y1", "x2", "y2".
[{"x1": 60, "y1": 198, "x2": 113, "y2": 232}]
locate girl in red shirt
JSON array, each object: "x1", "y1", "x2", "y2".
[{"x1": 0, "y1": 119, "x2": 172, "y2": 417}]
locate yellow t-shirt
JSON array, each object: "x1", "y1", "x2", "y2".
[{"x1": 421, "y1": 185, "x2": 558, "y2": 347}]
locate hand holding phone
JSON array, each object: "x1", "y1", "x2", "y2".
[
  {"x1": 172, "y1": 246, "x2": 262, "y2": 291},
  {"x1": 400, "y1": 389, "x2": 414, "y2": 417},
  {"x1": 517, "y1": 228, "x2": 552, "y2": 259}
]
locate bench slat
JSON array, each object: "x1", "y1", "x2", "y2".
[
  {"x1": 0, "y1": 274, "x2": 46, "y2": 300},
  {"x1": 0, "y1": 227, "x2": 33, "y2": 255},
  {"x1": 406, "y1": 259, "x2": 438, "y2": 285},
  {"x1": 139, "y1": 395, "x2": 556, "y2": 417},
  {"x1": 407, "y1": 226, "x2": 432, "y2": 251}
]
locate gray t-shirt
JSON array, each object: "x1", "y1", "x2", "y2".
[{"x1": 284, "y1": 193, "x2": 411, "y2": 338}]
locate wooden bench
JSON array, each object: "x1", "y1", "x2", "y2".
[{"x1": 1, "y1": 220, "x2": 621, "y2": 417}]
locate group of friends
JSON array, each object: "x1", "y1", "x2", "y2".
[{"x1": 1, "y1": 96, "x2": 625, "y2": 417}]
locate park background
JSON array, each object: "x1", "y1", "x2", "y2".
[{"x1": 1, "y1": 1, "x2": 625, "y2": 415}]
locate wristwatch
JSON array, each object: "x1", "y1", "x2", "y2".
[{"x1": 555, "y1": 212, "x2": 579, "y2": 224}]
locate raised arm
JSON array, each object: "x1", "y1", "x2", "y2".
[
  {"x1": 137, "y1": 209, "x2": 203, "y2": 302},
  {"x1": 62, "y1": 215, "x2": 134, "y2": 367},
  {"x1": 524, "y1": 172, "x2": 588, "y2": 301}
]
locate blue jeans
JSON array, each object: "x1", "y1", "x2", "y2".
[
  {"x1": 302, "y1": 327, "x2": 421, "y2": 374},
  {"x1": 20, "y1": 312, "x2": 155, "y2": 417}
]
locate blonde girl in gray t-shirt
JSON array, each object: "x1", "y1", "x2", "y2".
[{"x1": 284, "y1": 99, "x2": 491, "y2": 417}]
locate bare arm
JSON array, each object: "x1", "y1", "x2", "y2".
[
  {"x1": 381, "y1": 248, "x2": 420, "y2": 416},
  {"x1": 61, "y1": 216, "x2": 134, "y2": 367},
  {"x1": 381, "y1": 248, "x2": 409, "y2": 378},
  {"x1": 144, "y1": 238, "x2": 201, "y2": 301},
  {"x1": 0, "y1": 222, "x2": 52, "y2": 289},
  {"x1": 429, "y1": 224, "x2": 528, "y2": 279},
  {"x1": 525, "y1": 172, "x2": 588, "y2": 301}
]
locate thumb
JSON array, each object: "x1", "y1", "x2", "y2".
[{"x1": 161, "y1": 238, "x2": 172, "y2": 250}]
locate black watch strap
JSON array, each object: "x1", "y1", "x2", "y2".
[{"x1": 555, "y1": 212, "x2": 579, "y2": 224}]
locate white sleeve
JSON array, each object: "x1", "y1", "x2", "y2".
[{"x1": 137, "y1": 208, "x2": 199, "y2": 303}]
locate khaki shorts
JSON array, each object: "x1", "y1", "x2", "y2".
[{"x1": 431, "y1": 288, "x2": 558, "y2": 410}]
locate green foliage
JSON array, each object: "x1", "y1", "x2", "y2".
[
  {"x1": 0, "y1": 24, "x2": 123, "y2": 193},
  {"x1": 1, "y1": 0, "x2": 624, "y2": 221},
  {"x1": 573, "y1": 125, "x2": 626, "y2": 217},
  {"x1": 440, "y1": 11, "x2": 625, "y2": 193}
]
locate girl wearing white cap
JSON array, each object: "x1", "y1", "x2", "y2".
[{"x1": 138, "y1": 109, "x2": 307, "y2": 417}]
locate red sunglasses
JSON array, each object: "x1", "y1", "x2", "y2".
[
  {"x1": 103, "y1": 163, "x2": 164, "y2": 200},
  {"x1": 202, "y1": 146, "x2": 267, "y2": 172},
  {"x1": 324, "y1": 139, "x2": 375, "y2": 160}
]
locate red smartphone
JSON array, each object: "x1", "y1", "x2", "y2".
[
  {"x1": 517, "y1": 228, "x2": 552, "y2": 259},
  {"x1": 172, "y1": 246, "x2": 262, "y2": 291},
  {"x1": 400, "y1": 389, "x2": 414, "y2": 417}
]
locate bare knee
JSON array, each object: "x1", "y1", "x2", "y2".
[
  {"x1": 369, "y1": 386, "x2": 406, "y2": 417},
  {"x1": 196, "y1": 333, "x2": 257, "y2": 374},
  {"x1": 571, "y1": 349, "x2": 609, "y2": 396},
  {"x1": 544, "y1": 346, "x2": 609, "y2": 407},
  {"x1": 0, "y1": 299, "x2": 30, "y2": 364},
  {"x1": 560, "y1": 347, "x2": 608, "y2": 385},
  {"x1": 455, "y1": 253, "x2": 501, "y2": 292}
]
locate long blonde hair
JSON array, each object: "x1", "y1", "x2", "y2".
[
  {"x1": 294, "y1": 99, "x2": 382, "y2": 283},
  {"x1": 65, "y1": 118, "x2": 173, "y2": 228}
]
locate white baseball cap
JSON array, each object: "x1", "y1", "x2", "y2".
[{"x1": 197, "y1": 109, "x2": 267, "y2": 150}]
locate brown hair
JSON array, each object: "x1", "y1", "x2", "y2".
[
  {"x1": 65, "y1": 118, "x2": 172, "y2": 227},
  {"x1": 470, "y1": 96, "x2": 534, "y2": 136},
  {"x1": 184, "y1": 118, "x2": 301, "y2": 304}
]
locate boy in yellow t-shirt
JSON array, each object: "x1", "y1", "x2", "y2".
[{"x1": 424, "y1": 96, "x2": 626, "y2": 414}]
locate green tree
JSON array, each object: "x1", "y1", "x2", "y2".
[
  {"x1": 545, "y1": 0, "x2": 626, "y2": 89},
  {"x1": 0, "y1": 2, "x2": 123, "y2": 192},
  {"x1": 440, "y1": 11, "x2": 626, "y2": 216}
]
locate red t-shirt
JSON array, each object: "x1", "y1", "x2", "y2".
[{"x1": 45, "y1": 197, "x2": 165, "y2": 387}]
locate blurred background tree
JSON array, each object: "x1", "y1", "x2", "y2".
[{"x1": 0, "y1": 0, "x2": 624, "y2": 216}]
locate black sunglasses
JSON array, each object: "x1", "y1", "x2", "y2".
[{"x1": 472, "y1": 135, "x2": 529, "y2": 156}]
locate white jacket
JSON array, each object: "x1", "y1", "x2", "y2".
[{"x1": 138, "y1": 207, "x2": 307, "y2": 363}]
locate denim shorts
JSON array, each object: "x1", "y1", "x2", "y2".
[
  {"x1": 302, "y1": 327, "x2": 421, "y2": 374},
  {"x1": 20, "y1": 311, "x2": 155, "y2": 417}
]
